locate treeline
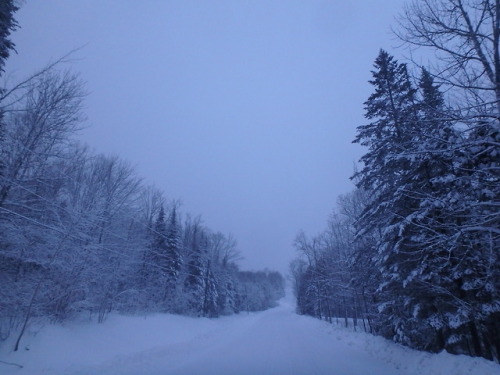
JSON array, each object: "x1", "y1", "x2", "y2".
[
  {"x1": 291, "y1": 0, "x2": 499, "y2": 362},
  {"x1": 237, "y1": 270, "x2": 285, "y2": 312},
  {"x1": 0, "y1": 3, "x2": 284, "y2": 352}
]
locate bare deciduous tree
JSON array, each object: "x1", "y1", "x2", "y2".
[{"x1": 396, "y1": 0, "x2": 500, "y2": 115}]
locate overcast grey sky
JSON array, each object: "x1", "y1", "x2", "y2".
[{"x1": 7, "y1": 0, "x2": 405, "y2": 274}]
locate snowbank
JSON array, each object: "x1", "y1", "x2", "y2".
[{"x1": 323, "y1": 321, "x2": 500, "y2": 375}]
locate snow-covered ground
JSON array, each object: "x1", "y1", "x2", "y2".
[{"x1": 1, "y1": 293, "x2": 499, "y2": 375}]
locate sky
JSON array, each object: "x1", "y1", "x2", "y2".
[{"x1": 7, "y1": 0, "x2": 406, "y2": 274}]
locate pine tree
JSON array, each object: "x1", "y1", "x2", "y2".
[
  {"x1": 353, "y1": 50, "x2": 418, "y2": 228},
  {"x1": 352, "y1": 50, "x2": 419, "y2": 338},
  {"x1": 0, "y1": 0, "x2": 17, "y2": 76},
  {"x1": 0, "y1": 0, "x2": 18, "y2": 189},
  {"x1": 381, "y1": 68, "x2": 458, "y2": 350},
  {"x1": 152, "y1": 205, "x2": 167, "y2": 261},
  {"x1": 165, "y1": 207, "x2": 182, "y2": 284},
  {"x1": 351, "y1": 51, "x2": 465, "y2": 346},
  {"x1": 394, "y1": 68, "x2": 498, "y2": 357}
]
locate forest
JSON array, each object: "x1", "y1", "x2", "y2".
[
  {"x1": 291, "y1": 0, "x2": 499, "y2": 363},
  {"x1": 0, "y1": 1, "x2": 285, "y2": 353},
  {"x1": 0, "y1": 0, "x2": 499, "y2": 368}
]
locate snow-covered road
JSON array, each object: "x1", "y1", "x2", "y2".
[
  {"x1": 1, "y1": 293, "x2": 499, "y2": 375},
  {"x1": 161, "y1": 296, "x2": 398, "y2": 375}
]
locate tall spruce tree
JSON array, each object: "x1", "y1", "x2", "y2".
[
  {"x1": 381, "y1": 68, "x2": 458, "y2": 351},
  {"x1": 353, "y1": 50, "x2": 422, "y2": 342},
  {"x1": 353, "y1": 49, "x2": 418, "y2": 220},
  {"x1": 0, "y1": 0, "x2": 17, "y2": 76},
  {"x1": 0, "y1": 0, "x2": 18, "y2": 184}
]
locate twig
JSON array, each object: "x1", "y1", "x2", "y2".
[{"x1": 0, "y1": 359, "x2": 24, "y2": 368}]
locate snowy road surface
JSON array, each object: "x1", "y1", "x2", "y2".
[
  {"x1": 1, "y1": 293, "x2": 499, "y2": 375},
  {"x1": 154, "y1": 298, "x2": 398, "y2": 375}
]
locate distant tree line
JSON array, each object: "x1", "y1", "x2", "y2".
[
  {"x1": 291, "y1": 0, "x2": 499, "y2": 362},
  {"x1": 0, "y1": 2, "x2": 285, "y2": 352}
]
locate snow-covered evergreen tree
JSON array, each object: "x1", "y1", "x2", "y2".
[
  {"x1": 352, "y1": 50, "x2": 420, "y2": 341},
  {"x1": 0, "y1": 0, "x2": 17, "y2": 76},
  {"x1": 163, "y1": 207, "x2": 182, "y2": 297},
  {"x1": 395, "y1": 1, "x2": 500, "y2": 359}
]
